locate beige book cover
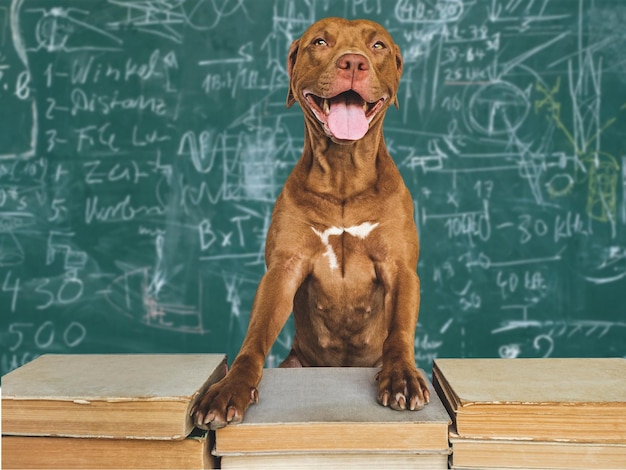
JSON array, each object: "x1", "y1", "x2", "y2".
[
  {"x1": 434, "y1": 358, "x2": 626, "y2": 406},
  {"x1": 2, "y1": 354, "x2": 227, "y2": 439},
  {"x1": 2, "y1": 433, "x2": 215, "y2": 469},
  {"x1": 433, "y1": 358, "x2": 626, "y2": 442},
  {"x1": 449, "y1": 433, "x2": 626, "y2": 470},
  {"x1": 220, "y1": 451, "x2": 449, "y2": 469},
  {"x1": 214, "y1": 367, "x2": 451, "y2": 454}
]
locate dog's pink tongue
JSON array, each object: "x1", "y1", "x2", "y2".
[{"x1": 327, "y1": 97, "x2": 368, "y2": 141}]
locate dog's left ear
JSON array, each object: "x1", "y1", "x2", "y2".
[
  {"x1": 394, "y1": 46, "x2": 403, "y2": 109},
  {"x1": 286, "y1": 39, "x2": 300, "y2": 108}
]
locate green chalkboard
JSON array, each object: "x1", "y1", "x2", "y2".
[{"x1": 1, "y1": 0, "x2": 625, "y2": 377}]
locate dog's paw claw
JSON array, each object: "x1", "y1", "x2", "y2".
[
  {"x1": 395, "y1": 392, "x2": 407, "y2": 410},
  {"x1": 379, "y1": 390, "x2": 390, "y2": 407},
  {"x1": 202, "y1": 411, "x2": 215, "y2": 426},
  {"x1": 226, "y1": 406, "x2": 240, "y2": 424}
]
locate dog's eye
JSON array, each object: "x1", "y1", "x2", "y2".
[
  {"x1": 372, "y1": 41, "x2": 386, "y2": 50},
  {"x1": 313, "y1": 38, "x2": 329, "y2": 47}
]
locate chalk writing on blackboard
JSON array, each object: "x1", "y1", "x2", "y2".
[{"x1": 1, "y1": 0, "x2": 625, "y2": 377}]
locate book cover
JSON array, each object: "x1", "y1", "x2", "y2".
[
  {"x1": 433, "y1": 358, "x2": 626, "y2": 442},
  {"x1": 219, "y1": 450, "x2": 449, "y2": 469},
  {"x1": 214, "y1": 367, "x2": 451, "y2": 454},
  {"x1": 434, "y1": 358, "x2": 626, "y2": 406},
  {"x1": 2, "y1": 354, "x2": 227, "y2": 439},
  {"x1": 450, "y1": 433, "x2": 626, "y2": 469},
  {"x1": 2, "y1": 433, "x2": 215, "y2": 469}
]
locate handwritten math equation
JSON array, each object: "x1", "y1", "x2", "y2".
[{"x1": 1, "y1": 0, "x2": 624, "y2": 374}]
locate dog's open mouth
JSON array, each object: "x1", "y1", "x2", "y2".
[{"x1": 304, "y1": 90, "x2": 386, "y2": 141}]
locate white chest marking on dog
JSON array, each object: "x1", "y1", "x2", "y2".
[{"x1": 311, "y1": 222, "x2": 379, "y2": 271}]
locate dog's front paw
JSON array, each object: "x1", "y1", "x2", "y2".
[
  {"x1": 191, "y1": 373, "x2": 259, "y2": 430},
  {"x1": 376, "y1": 364, "x2": 430, "y2": 411}
]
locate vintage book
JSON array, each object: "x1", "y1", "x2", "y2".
[
  {"x1": 433, "y1": 358, "x2": 626, "y2": 442},
  {"x1": 2, "y1": 354, "x2": 227, "y2": 439},
  {"x1": 449, "y1": 432, "x2": 626, "y2": 470},
  {"x1": 2, "y1": 432, "x2": 215, "y2": 469},
  {"x1": 219, "y1": 450, "x2": 449, "y2": 469},
  {"x1": 214, "y1": 367, "x2": 451, "y2": 455}
]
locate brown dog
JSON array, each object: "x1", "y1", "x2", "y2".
[{"x1": 192, "y1": 17, "x2": 429, "y2": 429}]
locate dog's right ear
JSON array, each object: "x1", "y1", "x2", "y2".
[{"x1": 286, "y1": 39, "x2": 300, "y2": 108}]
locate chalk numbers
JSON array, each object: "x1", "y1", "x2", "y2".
[
  {"x1": 3, "y1": 321, "x2": 87, "y2": 374},
  {"x1": 8, "y1": 321, "x2": 86, "y2": 352},
  {"x1": 2, "y1": 271, "x2": 21, "y2": 312},
  {"x1": 516, "y1": 215, "x2": 549, "y2": 244}
]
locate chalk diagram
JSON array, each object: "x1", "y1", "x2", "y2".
[{"x1": 1, "y1": 0, "x2": 624, "y2": 367}]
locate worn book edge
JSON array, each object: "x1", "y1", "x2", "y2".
[
  {"x1": 215, "y1": 367, "x2": 451, "y2": 453},
  {"x1": 433, "y1": 358, "x2": 626, "y2": 407},
  {"x1": 433, "y1": 359, "x2": 626, "y2": 443},
  {"x1": 2, "y1": 354, "x2": 227, "y2": 439},
  {"x1": 2, "y1": 434, "x2": 214, "y2": 470}
]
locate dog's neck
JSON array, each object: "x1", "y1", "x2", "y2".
[{"x1": 299, "y1": 118, "x2": 388, "y2": 201}]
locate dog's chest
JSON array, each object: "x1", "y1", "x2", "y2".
[{"x1": 310, "y1": 221, "x2": 380, "y2": 275}]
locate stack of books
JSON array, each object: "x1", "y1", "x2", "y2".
[
  {"x1": 433, "y1": 358, "x2": 626, "y2": 470},
  {"x1": 212, "y1": 367, "x2": 451, "y2": 469},
  {"x1": 2, "y1": 354, "x2": 227, "y2": 469}
]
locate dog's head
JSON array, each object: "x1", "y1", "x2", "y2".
[{"x1": 286, "y1": 17, "x2": 403, "y2": 144}]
